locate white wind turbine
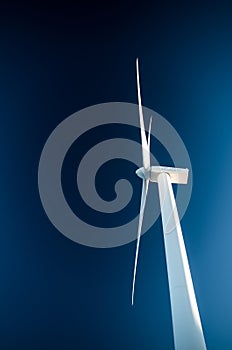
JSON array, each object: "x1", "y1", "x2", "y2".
[{"x1": 132, "y1": 58, "x2": 207, "y2": 350}]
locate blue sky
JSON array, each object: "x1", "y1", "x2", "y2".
[{"x1": 1, "y1": 2, "x2": 232, "y2": 349}]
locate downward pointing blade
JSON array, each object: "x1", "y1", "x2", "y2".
[
  {"x1": 136, "y1": 58, "x2": 150, "y2": 169},
  {"x1": 132, "y1": 178, "x2": 149, "y2": 305}
]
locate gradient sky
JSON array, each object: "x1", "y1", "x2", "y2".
[{"x1": 1, "y1": 2, "x2": 232, "y2": 349}]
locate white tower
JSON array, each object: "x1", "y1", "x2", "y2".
[{"x1": 132, "y1": 59, "x2": 207, "y2": 350}]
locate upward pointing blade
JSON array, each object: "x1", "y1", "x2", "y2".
[
  {"x1": 132, "y1": 178, "x2": 149, "y2": 305},
  {"x1": 147, "y1": 116, "x2": 152, "y2": 151},
  {"x1": 136, "y1": 58, "x2": 150, "y2": 169}
]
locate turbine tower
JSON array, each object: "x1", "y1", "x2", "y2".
[{"x1": 132, "y1": 58, "x2": 207, "y2": 350}]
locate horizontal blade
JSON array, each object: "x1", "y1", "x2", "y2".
[
  {"x1": 132, "y1": 178, "x2": 149, "y2": 305},
  {"x1": 136, "y1": 58, "x2": 150, "y2": 169}
]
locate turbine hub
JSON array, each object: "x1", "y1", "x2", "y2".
[{"x1": 136, "y1": 167, "x2": 150, "y2": 180}]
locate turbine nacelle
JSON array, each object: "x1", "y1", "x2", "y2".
[{"x1": 136, "y1": 166, "x2": 189, "y2": 184}]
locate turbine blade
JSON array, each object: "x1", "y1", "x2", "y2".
[
  {"x1": 132, "y1": 178, "x2": 149, "y2": 305},
  {"x1": 136, "y1": 58, "x2": 150, "y2": 169},
  {"x1": 147, "y1": 116, "x2": 152, "y2": 151}
]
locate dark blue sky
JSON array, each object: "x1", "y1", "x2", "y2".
[{"x1": 1, "y1": 2, "x2": 232, "y2": 349}]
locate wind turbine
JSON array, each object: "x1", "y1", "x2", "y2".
[{"x1": 132, "y1": 58, "x2": 207, "y2": 350}]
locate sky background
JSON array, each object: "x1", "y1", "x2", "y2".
[{"x1": 1, "y1": 1, "x2": 232, "y2": 349}]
